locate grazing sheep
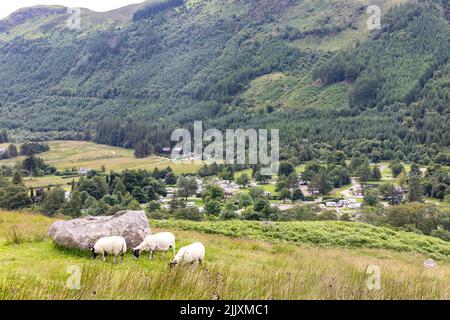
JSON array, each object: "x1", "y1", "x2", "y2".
[
  {"x1": 170, "y1": 242, "x2": 205, "y2": 266},
  {"x1": 133, "y1": 232, "x2": 176, "y2": 259},
  {"x1": 91, "y1": 236, "x2": 127, "y2": 263}
]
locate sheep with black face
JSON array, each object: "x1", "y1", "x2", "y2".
[
  {"x1": 133, "y1": 232, "x2": 176, "y2": 259},
  {"x1": 90, "y1": 236, "x2": 127, "y2": 263}
]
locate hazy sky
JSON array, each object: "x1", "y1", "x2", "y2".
[{"x1": 0, "y1": 1, "x2": 146, "y2": 19}]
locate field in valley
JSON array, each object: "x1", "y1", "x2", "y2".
[
  {"x1": 0, "y1": 211, "x2": 448, "y2": 300},
  {"x1": 0, "y1": 141, "x2": 202, "y2": 188}
]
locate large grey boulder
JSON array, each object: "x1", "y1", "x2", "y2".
[{"x1": 49, "y1": 211, "x2": 151, "y2": 250}]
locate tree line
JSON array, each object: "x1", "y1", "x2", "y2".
[{"x1": 133, "y1": 0, "x2": 185, "y2": 21}]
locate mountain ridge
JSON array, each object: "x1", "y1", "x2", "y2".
[
  {"x1": 0, "y1": 0, "x2": 448, "y2": 164},
  {"x1": 0, "y1": 1, "x2": 156, "y2": 41}
]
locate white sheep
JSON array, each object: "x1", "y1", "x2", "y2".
[
  {"x1": 132, "y1": 232, "x2": 176, "y2": 259},
  {"x1": 90, "y1": 236, "x2": 127, "y2": 263},
  {"x1": 170, "y1": 242, "x2": 205, "y2": 266}
]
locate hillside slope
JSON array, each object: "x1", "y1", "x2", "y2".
[
  {"x1": 153, "y1": 219, "x2": 450, "y2": 259},
  {"x1": 1, "y1": 211, "x2": 449, "y2": 299},
  {"x1": 0, "y1": 0, "x2": 448, "y2": 162},
  {"x1": 0, "y1": 1, "x2": 158, "y2": 41}
]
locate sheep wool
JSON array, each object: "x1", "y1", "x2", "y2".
[
  {"x1": 133, "y1": 232, "x2": 176, "y2": 259},
  {"x1": 92, "y1": 236, "x2": 127, "y2": 263},
  {"x1": 171, "y1": 242, "x2": 205, "y2": 266}
]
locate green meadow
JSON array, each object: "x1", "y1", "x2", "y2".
[
  {"x1": 0, "y1": 141, "x2": 202, "y2": 188},
  {"x1": 0, "y1": 211, "x2": 448, "y2": 300}
]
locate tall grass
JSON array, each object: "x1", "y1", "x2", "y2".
[
  {"x1": 152, "y1": 220, "x2": 450, "y2": 260},
  {"x1": 1, "y1": 230, "x2": 449, "y2": 300},
  {"x1": 0, "y1": 211, "x2": 449, "y2": 300},
  {"x1": 0, "y1": 211, "x2": 52, "y2": 246}
]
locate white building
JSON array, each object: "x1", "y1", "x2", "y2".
[
  {"x1": 78, "y1": 168, "x2": 91, "y2": 175},
  {"x1": 338, "y1": 200, "x2": 349, "y2": 207},
  {"x1": 166, "y1": 187, "x2": 176, "y2": 194},
  {"x1": 348, "y1": 203, "x2": 362, "y2": 209},
  {"x1": 186, "y1": 202, "x2": 196, "y2": 208}
]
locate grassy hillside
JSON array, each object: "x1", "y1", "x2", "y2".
[
  {"x1": 268, "y1": 0, "x2": 410, "y2": 51},
  {"x1": 0, "y1": 1, "x2": 159, "y2": 42},
  {"x1": 0, "y1": 211, "x2": 449, "y2": 299},
  {"x1": 153, "y1": 220, "x2": 450, "y2": 259}
]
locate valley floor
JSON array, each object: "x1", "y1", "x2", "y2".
[
  {"x1": 0, "y1": 212, "x2": 449, "y2": 300},
  {"x1": 0, "y1": 140, "x2": 201, "y2": 178}
]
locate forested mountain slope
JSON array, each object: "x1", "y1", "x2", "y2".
[{"x1": 0, "y1": 0, "x2": 448, "y2": 163}]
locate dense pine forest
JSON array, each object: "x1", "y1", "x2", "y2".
[{"x1": 0, "y1": 0, "x2": 449, "y2": 164}]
